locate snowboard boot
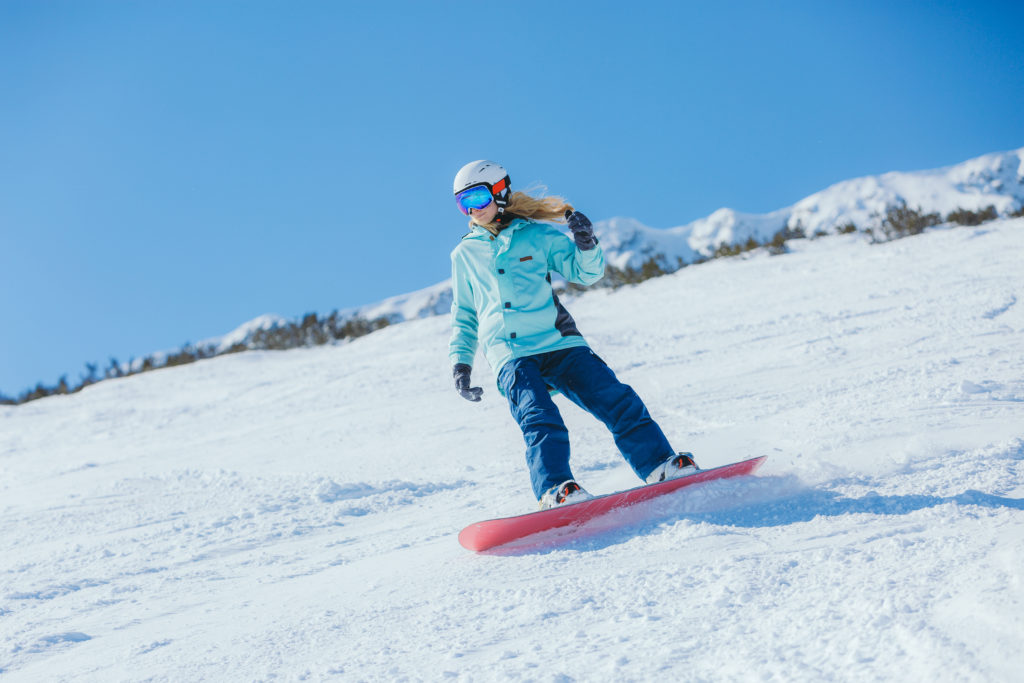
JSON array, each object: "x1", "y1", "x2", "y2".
[
  {"x1": 539, "y1": 480, "x2": 593, "y2": 510},
  {"x1": 645, "y1": 452, "x2": 700, "y2": 484}
]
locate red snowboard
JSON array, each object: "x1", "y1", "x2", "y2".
[{"x1": 458, "y1": 455, "x2": 767, "y2": 552}]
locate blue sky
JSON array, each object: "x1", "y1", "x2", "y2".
[{"x1": 2, "y1": 0, "x2": 1022, "y2": 397}]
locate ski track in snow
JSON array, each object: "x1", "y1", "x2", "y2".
[{"x1": 1, "y1": 220, "x2": 1023, "y2": 681}]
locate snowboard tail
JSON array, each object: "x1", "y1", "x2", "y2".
[{"x1": 458, "y1": 455, "x2": 766, "y2": 552}]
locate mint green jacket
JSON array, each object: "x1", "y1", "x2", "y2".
[{"x1": 449, "y1": 218, "x2": 605, "y2": 379}]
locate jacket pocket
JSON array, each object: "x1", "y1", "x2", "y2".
[{"x1": 509, "y1": 252, "x2": 546, "y2": 297}]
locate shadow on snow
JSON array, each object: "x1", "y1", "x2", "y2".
[{"x1": 483, "y1": 475, "x2": 1024, "y2": 556}]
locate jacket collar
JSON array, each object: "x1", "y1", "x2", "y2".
[{"x1": 463, "y1": 218, "x2": 530, "y2": 241}]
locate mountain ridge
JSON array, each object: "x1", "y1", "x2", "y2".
[{"x1": 308, "y1": 146, "x2": 1024, "y2": 331}]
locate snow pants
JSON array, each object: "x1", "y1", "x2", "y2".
[{"x1": 497, "y1": 346, "x2": 675, "y2": 500}]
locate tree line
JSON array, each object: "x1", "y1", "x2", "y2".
[{"x1": 0, "y1": 314, "x2": 391, "y2": 406}]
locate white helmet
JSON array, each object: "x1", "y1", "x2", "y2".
[{"x1": 453, "y1": 160, "x2": 512, "y2": 210}]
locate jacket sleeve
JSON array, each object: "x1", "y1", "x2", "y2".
[
  {"x1": 448, "y1": 250, "x2": 479, "y2": 367},
  {"x1": 545, "y1": 225, "x2": 605, "y2": 286}
]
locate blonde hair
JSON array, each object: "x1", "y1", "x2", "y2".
[{"x1": 471, "y1": 189, "x2": 575, "y2": 234}]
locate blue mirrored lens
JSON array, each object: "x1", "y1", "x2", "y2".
[{"x1": 455, "y1": 186, "x2": 494, "y2": 214}]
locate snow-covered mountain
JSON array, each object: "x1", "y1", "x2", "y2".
[
  {"x1": 598, "y1": 146, "x2": 1024, "y2": 270},
  {"x1": 202, "y1": 314, "x2": 290, "y2": 354},
  {"x1": 217, "y1": 147, "x2": 1024, "y2": 338},
  {"x1": 350, "y1": 279, "x2": 453, "y2": 326},
  {"x1": 3, "y1": 217, "x2": 1022, "y2": 680}
]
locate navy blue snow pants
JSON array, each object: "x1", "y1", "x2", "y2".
[{"x1": 497, "y1": 346, "x2": 675, "y2": 500}]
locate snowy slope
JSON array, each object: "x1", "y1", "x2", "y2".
[{"x1": 2, "y1": 219, "x2": 1023, "y2": 681}]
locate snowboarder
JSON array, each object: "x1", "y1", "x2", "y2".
[{"x1": 448, "y1": 160, "x2": 699, "y2": 509}]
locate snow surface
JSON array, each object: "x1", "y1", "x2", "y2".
[{"x1": 2, "y1": 220, "x2": 1023, "y2": 681}]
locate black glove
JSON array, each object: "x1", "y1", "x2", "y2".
[
  {"x1": 453, "y1": 363, "x2": 483, "y2": 402},
  {"x1": 565, "y1": 209, "x2": 597, "y2": 251}
]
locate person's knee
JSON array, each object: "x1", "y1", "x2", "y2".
[
  {"x1": 602, "y1": 387, "x2": 651, "y2": 430},
  {"x1": 518, "y1": 405, "x2": 566, "y2": 432}
]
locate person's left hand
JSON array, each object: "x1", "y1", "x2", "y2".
[{"x1": 565, "y1": 210, "x2": 597, "y2": 250}]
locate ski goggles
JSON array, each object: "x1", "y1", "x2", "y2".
[{"x1": 454, "y1": 184, "x2": 495, "y2": 215}]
